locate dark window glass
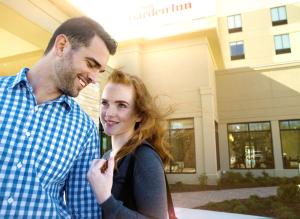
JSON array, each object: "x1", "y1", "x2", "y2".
[
  {"x1": 280, "y1": 120, "x2": 300, "y2": 169},
  {"x1": 228, "y1": 121, "x2": 274, "y2": 169},
  {"x1": 99, "y1": 121, "x2": 112, "y2": 156},
  {"x1": 215, "y1": 121, "x2": 220, "y2": 171},
  {"x1": 166, "y1": 118, "x2": 196, "y2": 173},
  {"x1": 230, "y1": 41, "x2": 245, "y2": 60}
]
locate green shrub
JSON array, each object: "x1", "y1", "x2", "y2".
[
  {"x1": 291, "y1": 176, "x2": 300, "y2": 184},
  {"x1": 245, "y1": 195, "x2": 260, "y2": 211},
  {"x1": 274, "y1": 206, "x2": 298, "y2": 219},
  {"x1": 218, "y1": 171, "x2": 300, "y2": 188},
  {"x1": 205, "y1": 201, "x2": 233, "y2": 211},
  {"x1": 199, "y1": 173, "x2": 207, "y2": 188},
  {"x1": 277, "y1": 183, "x2": 300, "y2": 202},
  {"x1": 245, "y1": 171, "x2": 256, "y2": 184},
  {"x1": 232, "y1": 203, "x2": 248, "y2": 214},
  {"x1": 219, "y1": 171, "x2": 245, "y2": 186}
]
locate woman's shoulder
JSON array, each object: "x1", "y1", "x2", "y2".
[{"x1": 134, "y1": 142, "x2": 163, "y2": 166}]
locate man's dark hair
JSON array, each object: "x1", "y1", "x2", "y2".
[{"x1": 44, "y1": 16, "x2": 117, "y2": 55}]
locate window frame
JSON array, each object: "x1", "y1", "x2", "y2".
[
  {"x1": 274, "y1": 34, "x2": 291, "y2": 55},
  {"x1": 227, "y1": 121, "x2": 275, "y2": 170},
  {"x1": 166, "y1": 118, "x2": 196, "y2": 174},
  {"x1": 279, "y1": 119, "x2": 300, "y2": 169},
  {"x1": 229, "y1": 41, "x2": 245, "y2": 60},
  {"x1": 227, "y1": 14, "x2": 242, "y2": 33},
  {"x1": 271, "y1": 6, "x2": 288, "y2": 26}
]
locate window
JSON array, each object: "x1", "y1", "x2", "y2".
[
  {"x1": 274, "y1": 34, "x2": 291, "y2": 54},
  {"x1": 271, "y1": 6, "x2": 287, "y2": 26},
  {"x1": 279, "y1": 120, "x2": 300, "y2": 169},
  {"x1": 99, "y1": 121, "x2": 112, "y2": 156},
  {"x1": 228, "y1": 122, "x2": 274, "y2": 169},
  {"x1": 215, "y1": 121, "x2": 220, "y2": 171},
  {"x1": 230, "y1": 41, "x2": 245, "y2": 60},
  {"x1": 227, "y1": 14, "x2": 242, "y2": 33},
  {"x1": 166, "y1": 118, "x2": 196, "y2": 173}
]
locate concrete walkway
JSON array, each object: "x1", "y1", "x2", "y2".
[
  {"x1": 172, "y1": 186, "x2": 277, "y2": 208},
  {"x1": 174, "y1": 208, "x2": 271, "y2": 219}
]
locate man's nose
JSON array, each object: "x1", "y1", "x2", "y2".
[{"x1": 87, "y1": 70, "x2": 98, "y2": 84}]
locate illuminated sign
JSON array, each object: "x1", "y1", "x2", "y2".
[{"x1": 70, "y1": 0, "x2": 216, "y2": 40}]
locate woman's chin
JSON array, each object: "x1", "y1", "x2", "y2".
[{"x1": 103, "y1": 130, "x2": 113, "y2": 136}]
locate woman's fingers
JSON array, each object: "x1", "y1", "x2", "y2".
[
  {"x1": 100, "y1": 160, "x2": 109, "y2": 173},
  {"x1": 87, "y1": 158, "x2": 114, "y2": 204},
  {"x1": 106, "y1": 156, "x2": 115, "y2": 176},
  {"x1": 88, "y1": 159, "x2": 107, "y2": 177},
  {"x1": 89, "y1": 157, "x2": 114, "y2": 175}
]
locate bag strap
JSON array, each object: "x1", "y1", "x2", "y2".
[
  {"x1": 126, "y1": 143, "x2": 177, "y2": 219},
  {"x1": 164, "y1": 175, "x2": 177, "y2": 219}
]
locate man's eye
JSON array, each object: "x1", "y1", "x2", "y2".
[
  {"x1": 101, "y1": 101, "x2": 108, "y2": 106},
  {"x1": 87, "y1": 62, "x2": 92, "y2": 68}
]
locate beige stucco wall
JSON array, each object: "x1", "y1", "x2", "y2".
[
  {"x1": 216, "y1": 65, "x2": 300, "y2": 122},
  {"x1": 217, "y1": 1, "x2": 300, "y2": 69}
]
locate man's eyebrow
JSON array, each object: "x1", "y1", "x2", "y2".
[{"x1": 86, "y1": 57, "x2": 102, "y2": 69}]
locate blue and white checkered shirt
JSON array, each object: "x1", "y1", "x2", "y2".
[{"x1": 0, "y1": 68, "x2": 101, "y2": 218}]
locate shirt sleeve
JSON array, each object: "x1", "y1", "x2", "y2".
[
  {"x1": 65, "y1": 123, "x2": 101, "y2": 218},
  {"x1": 101, "y1": 146, "x2": 168, "y2": 219}
]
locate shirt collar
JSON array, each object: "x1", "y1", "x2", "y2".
[
  {"x1": 58, "y1": 95, "x2": 74, "y2": 112},
  {"x1": 9, "y1": 68, "x2": 74, "y2": 112},
  {"x1": 9, "y1": 67, "x2": 30, "y2": 89}
]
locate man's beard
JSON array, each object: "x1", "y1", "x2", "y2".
[{"x1": 54, "y1": 53, "x2": 79, "y2": 97}]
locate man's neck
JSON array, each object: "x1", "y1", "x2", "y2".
[{"x1": 27, "y1": 58, "x2": 62, "y2": 104}]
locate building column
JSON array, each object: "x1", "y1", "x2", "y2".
[
  {"x1": 200, "y1": 87, "x2": 218, "y2": 184},
  {"x1": 271, "y1": 120, "x2": 284, "y2": 176}
]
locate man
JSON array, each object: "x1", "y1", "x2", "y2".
[{"x1": 0, "y1": 16, "x2": 117, "y2": 218}]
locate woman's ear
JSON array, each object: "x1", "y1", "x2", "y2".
[{"x1": 135, "y1": 114, "x2": 142, "y2": 123}]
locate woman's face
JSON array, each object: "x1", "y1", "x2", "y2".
[{"x1": 100, "y1": 82, "x2": 140, "y2": 140}]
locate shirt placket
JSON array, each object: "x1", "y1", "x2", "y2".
[{"x1": 3, "y1": 88, "x2": 40, "y2": 212}]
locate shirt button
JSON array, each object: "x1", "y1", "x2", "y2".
[
  {"x1": 7, "y1": 197, "x2": 14, "y2": 204},
  {"x1": 17, "y1": 161, "x2": 23, "y2": 169},
  {"x1": 34, "y1": 106, "x2": 39, "y2": 112},
  {"x1": 26, "y1": 132, "x2": 31, "y2": 137}
]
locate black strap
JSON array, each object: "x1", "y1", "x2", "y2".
[
  {"x1": 125, "y1": 143, "x2": 177, "y2": 219},
  {"x1": 165, "y1": 174, "x2": 177, "y2": 219}
]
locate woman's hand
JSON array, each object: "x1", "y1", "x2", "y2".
[{"x1": 87, "y1": 156, "x2": 115, "y2": 204}]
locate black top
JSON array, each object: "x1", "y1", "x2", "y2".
[{"x1": 101, "y1": 144, "x2": 168, "y2": 219}]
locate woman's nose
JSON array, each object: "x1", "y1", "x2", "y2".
[{"x1": 105, "y1": 105, "x2": 116, "y2": 117}]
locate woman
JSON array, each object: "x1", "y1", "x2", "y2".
[{"x1": 87, "y1": 70, "x2": 174, "y2": 219}]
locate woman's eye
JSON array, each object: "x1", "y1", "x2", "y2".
[{"x1": 118, "y1": 103, "x2": 127, "y2": 108}]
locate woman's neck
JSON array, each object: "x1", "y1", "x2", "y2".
[{"x1": 111, "y1": 131, "x2": 134, "y2": 156}]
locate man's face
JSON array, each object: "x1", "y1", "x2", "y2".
[{"x1": 54, "y1": 36, "x2": 110, "y2": 97}]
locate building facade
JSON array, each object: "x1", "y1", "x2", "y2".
[{"x1": 107, "y1": 1, "x2": 300, "y2": 184}]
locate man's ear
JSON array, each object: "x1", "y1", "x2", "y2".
[{"x1": 54, "y1": 34, "x2": 69, "y2": 57}]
